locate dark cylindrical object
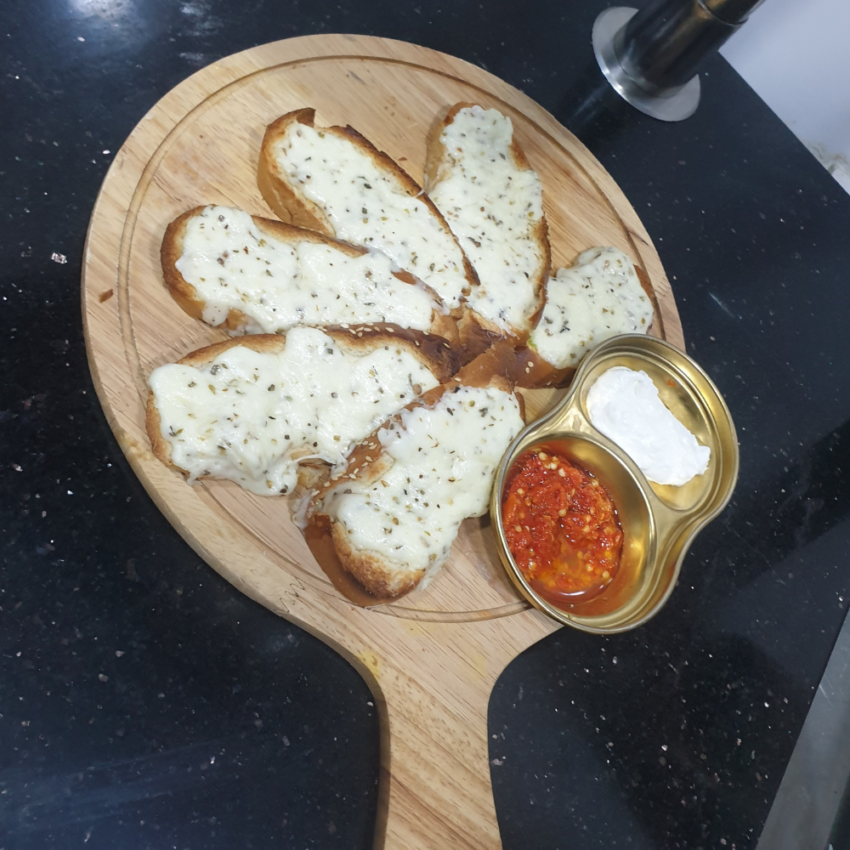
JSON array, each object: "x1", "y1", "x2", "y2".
[
  {"x1": 703, "y1": 0, "x2": 766, "y2": 25},
  {"x1": 619, "y1": 0, "x2": 740, "y2": 92},
  {"x1": 592, "y1": 0, "x2": 766, "y2": 121}
]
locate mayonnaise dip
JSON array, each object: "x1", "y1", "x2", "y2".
[{"x1": 586, "y1": 367, "x2": 710, "y2": 486}]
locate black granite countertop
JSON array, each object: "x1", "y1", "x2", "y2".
[{"x1": 3, "y1": 1, "x2": 850, "y2": 848}]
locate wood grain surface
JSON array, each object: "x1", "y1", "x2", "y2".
[{"x1": 81, "y1": 34, "x2": 683, "y2": 849}]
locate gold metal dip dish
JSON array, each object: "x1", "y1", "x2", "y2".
[{"x1": 490, "y1": 334, "x2": 739, "y2": 633}]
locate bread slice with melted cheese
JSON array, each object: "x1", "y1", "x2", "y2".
[
  {"x1": 161, "y1": 204, "x2": 458, "y2": 345},
  {"x1": 425, "y1": 103, "x2": 550, "y2": 353},
  {"x1": 146, "y1": 325, "x2": 457, "y2": 497},
  {"x1": 258, "y1": 108, "x2": 479, "y2": 316},
  {"x1": 305, "y1": 343, "x2": 524, "y2": 600},
  {"x1": 515, "y1": 247, "x2": 656, "y2": 389}
]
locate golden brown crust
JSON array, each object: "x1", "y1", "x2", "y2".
[
  {"x1": 513, "y1": 344, "x2": 576, "y2": 390},
  {"x1": 424, "y1": 102, "x2": 551, "y2": 338},
  {"x1": 145, "y1": 392, "x2": 173, "y2": 470},
  {"x1": 257, "y1": 108, "x2": 334, "y2": 233},
  {"x1": 161, "y1": 326, "x2": 457, "y2": 378},
  {"x1": 160, "y1": 207, "x2": 206, "y2": 324},
  {"x1": 307, "y1": 340, "x2": 521, "y2": 601},
  {"x1": 296, "y1": 460, "x2": 332, "y2": 492},
  {"x1": 424, "y1": 102, "x2": 471, "y2": 189},
  {"x1": 173, "y1": 332, "x2": 288, "y2": 367},
  {"x1": 453, "y1": 339, "x2": 519, "y2": 392},
  {"x1": 257, "y1": 107, "x2": 479, "y2": 315},
  {"x1": 160, "y1": 204, "x2": 460, "y2": 343},
  {"x1": 456, "y1": 308, "x2": 510, "y2": 365},
  {"x1": 428, "y1": 312, "x2": 461, "y2": 349},
  {"x1": 526, "y1": 215, "x2": 551, "y2": 324},
  {"x1": 635, "y1": 264, "x2": 660, "y2": 331},
  {"x1": 331, "y1": 522, "x2": 425, "y2": 598},
  {"x1": 333, "y1": 324, "x2": 459, "y2": 382}
]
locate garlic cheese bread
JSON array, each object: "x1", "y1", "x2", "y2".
[
  {"x1": 146, "y1": 326, "x2": 457, "y2": 496},
  {"x1": 426, "y1": 103, "x2": 550, "y2": 343},
  {"x1": 306, "y1": 344, "x2": 524, "y2": 599},
  {"x1": 517, "y1": 247, "x2": 655, "y2": 388},
  {"x1": 162, "y1": 204, "x2": 457, "y2": 344},
  {"x1": 258, "y1": 108, "x2": 478, "y2": 313}
]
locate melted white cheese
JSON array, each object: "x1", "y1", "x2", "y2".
[
  {"x1": 586, "y1": 367, "x2": 710, "y2": 486},
  {"x1": 270, "y1": 123, "x2": 471, "y2": 310},
  {"x1": 428, "y1": 105, "x2": 545, "y2": 332},
  {"x1": 149, "y1": 327, "x2": 440, "y2": 496},
  {"x1": 174, "y1": 205, "x2": 438, "y2": 334},
  {"x1": 530, "y1": 247, "x2": 653, "y2": 369},
  {"x1": 325, "y1": 386, "x2": 523, "y2": 580}
]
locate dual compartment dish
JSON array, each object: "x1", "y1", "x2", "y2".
[{"x1": 491, "y1": 334, "x2": 739, "y2": 633}]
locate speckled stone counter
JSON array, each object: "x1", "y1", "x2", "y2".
[{"x1": 2, "y1": 1, "x2": 850, "y2": 848}]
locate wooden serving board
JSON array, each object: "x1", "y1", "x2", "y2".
[{"x1": 82, "y1": 34, "x2": 683, "y2": 849}]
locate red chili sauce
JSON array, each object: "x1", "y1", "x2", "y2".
[{"x1": 502, "y1": 448, "x2": 623, "y2": 606}]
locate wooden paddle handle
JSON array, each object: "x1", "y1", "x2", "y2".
[
  {"x1": 365, "y1": 656, "x2": 502, "y2": 849},
  {"x1": 314, "y1": 601, "x2": 556, "y2": 848}
]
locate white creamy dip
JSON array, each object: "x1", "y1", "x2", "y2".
[
  {"x1": 428, "y1": 106, "x2": 545, "y2": 332},
  {"x1": 530, "y1": 247, "x2": 653, "y2": 369},
  {"x1": 149, "y1": 327, "x2": 440, "y2": 496},
  {"x1": 586, "y1": 367, "x2": 710, "y2": 486},
  {"x1": 270, "y1": 124, "x2": 471, "y2": 310},
  {"x1": 324, "y1": 385, "x2": 523, "y2": 580},
  {"x1": 174, "y1": 205, "x2": 438, "y2": 334}
]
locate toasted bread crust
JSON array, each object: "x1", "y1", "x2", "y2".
[
  {"x1": 635, "y1": 264, "x2": 660, "y2": 329},
  {"x1": 456, "y1": 308, "x2": 509, "y2": 364},
  {"x1": 513, "y1": 345, "x2": 577, "y2": 389},
  {"x1": 332, "y1": 521, "x2": 425, "y2": 598},
  {"x1": 160, "y1": 208, "x2": 206, "y2": 323},
  {"x1": 145, "y1": 327, "x2": 459, "y2": 482},
  {"x1": 257, "y1": 108, "x2": 333, "y2": 233},
  {"x1": 525, "y1": 213, "x2": 550, "y2": 327},
  {"x1": 425, "y1": 102, "x2": 551, "y2": 338},
  {"x1": 161, "y1": 205, "x2": 459, "y2": 344},
  {"x1": 257, "y1": 108, "x2": 479, "y2": 316},
  {"x1": 307, "y1": 341, "x2": 521, "y2": 600},
  {"x1": 145, "y1": 393, "x2": 172, "y2": 471}
]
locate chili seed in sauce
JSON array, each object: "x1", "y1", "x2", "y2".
[{"x1": 502, "y1": 448, "x2": 623, "y2": 606}]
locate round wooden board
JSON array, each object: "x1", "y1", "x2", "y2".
[{"x1": 82, "y1": 34, "x2": 682, "y2": 850}]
